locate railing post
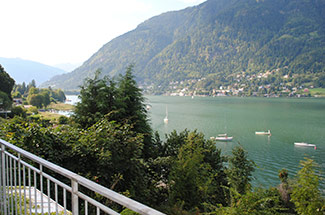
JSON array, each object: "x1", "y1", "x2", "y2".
[
  {"x1": 71, "y1": 178, "x2": 79, "y2": 214},
  {"x1": 1, "y1": 144, "x2": 7, "y2": 215}
]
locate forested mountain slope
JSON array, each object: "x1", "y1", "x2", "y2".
[{"x1": 42, "y1": 0, "x2": 325, "y2": 91}]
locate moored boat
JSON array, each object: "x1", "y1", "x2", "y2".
[
  {"x1": 294, "y1": 142, "x2": 316, "y2": 148},
  {"x1": 255, "y1": 130, "x2": 271, "y2": 135},
  {"x1": 215, "y1": 136, "x2": 233, "y2": 141}
]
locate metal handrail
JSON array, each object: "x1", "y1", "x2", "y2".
[{"x1": 0, "y1": 138, "x2": 165, "y2": 215}]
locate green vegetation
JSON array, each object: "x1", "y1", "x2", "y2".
[
  {"x1": 12, "y1": 81, "x2": 66, "y2": 108},
  {"x1": 0, "y1": 64, "x2": 15, "y2": 110},
  {"x1": 307, "y1": 88, "x2": 325, "y2": 97},
  {"x1": 1, "y1": 65, "x2": 324, "y2": 214}
]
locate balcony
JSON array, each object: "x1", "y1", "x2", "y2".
[{"x1": 0, "y1": 138, "x2": 165, "y2": 215}]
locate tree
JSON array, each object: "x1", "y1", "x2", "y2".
[
  {"x1": 51, "y1": 89, "x2": 66, "y2": 102},
  {"x1": 40, "y1": 90, "x2": 51, "y2": 107},
  {"x1": 27, "y1": 94, "x2": 44, "y2": 108},
  {"x1": 116, "y1": 65, "x2": 153, "y2": 159},
  {"x1": 290, "y1": 158, "x2": 324, "y2": 215},
  {"x1": 73, "y1": 69, "x2": 117, "y2": 128},
  {"x1": 0, "y1": 91, "x2": 12, "y2": 110},
  {"x1": 226, "y1": 146, "x2": 255, "y2": 205},
  {"x1": 168, "y1": 131, "x2": 228, "y2": 211},
  {"x1": 0, "y1": 64, "x2": 15, "y2": 109}
]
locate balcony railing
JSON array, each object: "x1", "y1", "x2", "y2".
[{"x1": 0, "y1": 138, "x2": 165, "y2": 215}]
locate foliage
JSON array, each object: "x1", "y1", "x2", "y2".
[
  {"x1": 73, "y1": 69, "x2": 117, "y2": 128},
  {"x1": 278, "y1": 169, "x2": 293, "y2": 210},
  {"x1": 73, "y1": 66, "x2": 155, "y2": 160},
  {"x1": 9, "y1": 106, "x2": 27, "y2": 118},
  {"x1": 13, "y1": 82, "x2": 66, "y2": 108},
  {"x1": 0, "y1": 64, "x2": 15, "y2": 110},
  {"x1": 214, "y1": 187, "x2": 286, "y2": 215},
  {"x1": 0, "y1": 91, "x2": 12, "y2": 110},
  {"x1": 58, "y1": 116, "x2": 69, "y2": 124},
  {"x1": 0, "y1": 64, "x2": 15, "y2": 98},
  {"x1": 27, "y1": 93, "x2": 45, "y2": 108},
  {"x1": 290, "y1": 158, "x2": 325, "y2": 215},
  {"x1": 226, "y1": 146, "x2": 255, "y2": 205},
  {"x1": 167, "y1": 130, "x2": 228, "y2": 211}
]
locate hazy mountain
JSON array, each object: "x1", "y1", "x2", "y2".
[
  {"x1": 42, "y1": 0, "x2": 325, "y2": 91},
  {"x1": 0, "y1": 57, "x2": 66, "y2": 86}
]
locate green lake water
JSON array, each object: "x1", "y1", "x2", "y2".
[{"x1": 146, "y1": 96, "x2": 325, "y2": 193}]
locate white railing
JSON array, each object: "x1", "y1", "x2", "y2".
[{"x1": 0, "y1": 138, "x2": 165, "y2": 215}]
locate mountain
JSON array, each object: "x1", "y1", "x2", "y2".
[
  {"x1": 41, "y1": 0, "x2": 325, "y2": 92},
  {"x1": 0, "y1": 57, "x2": 66, "y2": 86}
]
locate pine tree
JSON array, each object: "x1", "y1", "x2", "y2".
[
  {"x1": 116, "y1": 65, "x2": 154, "y2": 159},
  {"x1": 73, "y1": 69, "x2": 117, "y2": 128}
]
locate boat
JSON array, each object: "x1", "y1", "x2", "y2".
[
  {"x1": 218, "y1": 133, "x2": 228, "y2": 137},
  {"x1": 294, "y1": 142, "x2": 316, "y2": 149},
  {"x1": 255, "y1": 130, "x2": 271, "y2": 135},
  {"x1": 163, "y1": 106, "x2": 168, "y2": 124},
  {"x1": 215, "y1": 136, "x2": 233, "y2": 141}
]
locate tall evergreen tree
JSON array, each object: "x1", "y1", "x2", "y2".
[
  {"x1": 73, "y1": 69, "x2": 117, "y2": 128},
  {"x1": 116, "y1": 65, "x2": 154, "y2": 159}
]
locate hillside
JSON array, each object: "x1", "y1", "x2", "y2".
[
  {"x1": 41, "y1": 0, "x2": 325, "y2": 93},
  {"x1": 0, "y1": 57, "x2": 66, "y2": 86}
]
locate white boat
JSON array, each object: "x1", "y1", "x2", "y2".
[
  {"x1": 218, "y1": 133, "x2": 228, "y2": 137},
  {"x1": 163, "y1": 106, "x2": 168, "y2": 124},
  {"x1": 294, "y1": 142, "x2": 316, "y2": 148},
  {"x1": 215, "y1": 136, "x2": 233, "y2": 141},
  {"x1": 255, "y1": 130, "x2": 271, "y2": 135}
]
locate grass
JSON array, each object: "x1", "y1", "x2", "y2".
[
  {"x1": 308, "y1": 88, "x2": 325, "y2": 96},
  {"x1": 38, "y1": 112, "x2": 63, "y2": 121},
  {"x1": 35, "y1": 102, "x2": 74, "y2": 122},
  {"x1": 296, "y1": 88, "x2": 325, "y2": 97},
  {"x1": 48, "y1": 102, "x2": 74, "y2": 111}
]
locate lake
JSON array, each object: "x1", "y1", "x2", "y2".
[
  {"x1": 146, "y1": 96, "x2": 325, "y2": 193},
  {"x1": 67, "y1": 95, "x2": 325, "y2": 193}
]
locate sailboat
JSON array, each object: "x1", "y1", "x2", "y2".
[{"x1": 164, "y1": 106, "x2": 168, "y2": 124}]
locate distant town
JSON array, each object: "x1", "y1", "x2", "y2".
[{"x1": 141, "y1": 68, "x2": 325, "y2": 98}]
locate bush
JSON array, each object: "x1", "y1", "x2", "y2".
[
  {"x1": 58, "y1": 116, "x2": 69, "y2": 124},
  {"x1": 9, "y1": 106, "x2": 27, "y2": 118}
]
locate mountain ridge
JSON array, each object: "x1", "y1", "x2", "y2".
[
  {"x1": 41, "y1": 0, "x2": 325, "y2": 91},
  {"x1": 0, "y1": 57, "x2": 66, "y2": 86}
]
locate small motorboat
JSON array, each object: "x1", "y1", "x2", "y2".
[
  {"x1": 215, "y1": 136, "x2": 233, "y2": 141},
  {"x1": 294, "y1": 142, "x2": 316, "y2": 149},
  {"x1": 255, "y1": 130, "x2": 271, "y2": 135}
]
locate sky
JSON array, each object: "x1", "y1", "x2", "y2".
[{"x1": 0, "y1": 0, "x2": 205, "y2": 68}]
